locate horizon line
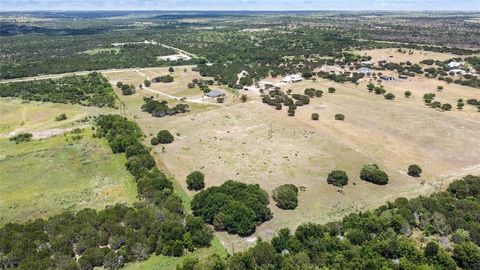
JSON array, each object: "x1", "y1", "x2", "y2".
[{"x1": 2, "y1": 9, "x2": 480, "y2": 12}]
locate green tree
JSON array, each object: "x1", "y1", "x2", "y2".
[
  {"x1": 157, "y1": 130, "x2": 174, "y2": 144},
  {"x1": 327, "y1": 170, "x2": 349, "y2": 187},
  {"x1": 186, "y1": 171, "x2": 205, "y2": 191},
  {"x1": 408, "y1": 164, "x2": 422, "y2": 177},
  {"x1": 404, "y1": 91, "x2": 412, "y2": 98},
  {"x1": 360, "y1": 164, "x2": 389, "y2": 185},
  {"x1": 272, "y1": 184, "x2": 299, "y2": 210},
  {"x1": 335, "y1": 114, "x2": 345, "y2": 121}
]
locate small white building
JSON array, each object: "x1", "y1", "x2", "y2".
[
  {"x1": 157, "y1": 54, "x2": 192, "y2": 61},
  {"x1": 281, "y1": 74, "x2": 303, "y2": 83},
  {"x1": 449, "y1": 69, "x2": 466, "y2": 75},
  {"x1": 357, "y1": 67, "x2": 371, "y2": 75},
  {"x1": 448, "y1": 61, "x2": 463, "y2": 68}
]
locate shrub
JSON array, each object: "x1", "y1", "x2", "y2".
[
  {"x1": 408, "y1": 164, "x2": 422, "y2": 177},
  {"x1": 168, "y1": 67, "x2": 175, "y2": 73},
  {"x1": 187, "y1": 171, "x2": 205, "y2": 191},
  {"x1": 311, "y1": 113, "x2": 319, "y2": 120},
  {"x1": 272, "y1": 184, "x2": 299, "y2": 210},
  {"x1": 384, "y1": 93, "x2": 395, "y2": 100},
  {"x1": 144, "y1": 80, "x2": 151, "y2": 87},
  {"x1": 304, "y1": 88, "x2": 316, "y2": 97},
  {"x1": 360, "y1": 164, "x2": 389, "y2": 185},
  {"x1": 187, "y1": 83, "x2": 195, "y2": 89},
  {"x1": 153, "y1": 75, "x2": 174, "y2": 83},
  {"x1": 404, "y1": 91, "x2": 412, "y2": 98},
  {"x1": 217, "y1": 97, "x2": 224, "y2": 103},
  {"x1": 441, "y1": 103, "x2": 452, "y2": 111},
  {"x1": 9, "y1": 132, "x2": 33, "y2": 144},
  {"x1": 151, "y1": 137, "x2": 160, "y2": 146},
  {"x1": 328, "y1": 87, "x2": 336, "y2": 93},
  {"x1": 327, "y1": 170, "x2": 349, "y2": 187},
  {"x1": 315, "y1": 90, "x2": 323, "y2": 97},
  {"x1": 55, "y1": 113, "x2": 67, "y2": 121},
  {"x1": 121, "y1": 84, "x2": 136, "y2": 95},
  {"x1": 335, "y1": 114, "x2": 345, "y2": 121},
  {"x1": 157, "y1": 130, "x2": 174, "y2": 144}
]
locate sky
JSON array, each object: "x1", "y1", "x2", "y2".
[{"x1": 1, "y1": 0, "x2": 479, "y2": 11}]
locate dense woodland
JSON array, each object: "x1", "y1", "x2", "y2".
[
  {"x1": 0, "y1": 72, "x2": 116, "y2": 107},
  {"x1": 0, "y1": 115, "x2": 213, "y2": 269},
  {"x1": 180, "y1": 175, "x2": 480, "y2": 270}
]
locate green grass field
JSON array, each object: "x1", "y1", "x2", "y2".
[{"x1": 0, "y1": 129, "x2": 138, "y2": 226}]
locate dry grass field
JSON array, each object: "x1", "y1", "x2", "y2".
[
  {"x1": 352, "y1": 48, "x2": 459, "y2": 63},
  {"x1": 104, "y1": 50, "x2": 480, "y2": 252}
]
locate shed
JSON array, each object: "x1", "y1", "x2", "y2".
[
  {"x1": 205, "y1": 89, "x2": 225, "y2": 98},
  {"x1": 357, "y1": 67, "x2": 371, "y2": 75}
]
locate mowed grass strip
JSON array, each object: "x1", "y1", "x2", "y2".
[{"x1": 0, "y1": 129, "x2": 138, "y2": 226}]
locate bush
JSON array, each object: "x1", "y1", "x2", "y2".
[
  {"x1": 360, "y1": 164, "x2": 389, "y2": 185},
  {"x1": 272, "y1": 184, "x2": 299, "y2": 210},
  {"x1": 327, "y1": 170, "x2": 349, "y2": 187},
  {"x1": 144, "y1": 80, "x2": 151, "y2": 87},
  {"x1": 55, "y1": 113, "x2": 67, "y2": 121},
  {"x1": 153, "y1": 75, "x2": 174, "y2": 83},
  {"x1": 168, "y1": 67, "x2": 175, "y2": 72},
  {"x1": 441, "y1": 103, "x2": 452, "y2": 111},
  {"x1": 187, "y1": 171, "x2": 205, "y2": 191},
  {"x1": 384, "y1": 93, "x2": 395, "y2": 100},
  {"x1": 328, "y1": 87, "x2": 336, "y2": 93},
  {"x1": 121, "y1": 84, "x2": 136, "y2": 95},
  {"x1": 151, "y1": 137, "x2": 160, "y2": 146},
  {"x1": 315, "y1": 90, "x2": 323, "y2": 97},
  {"x1": 335, "y1": 114, "x2": 345, "y2": 121},
  {"x1": 157, "y1": 130, "x2": 174, "y2": 144},
  {"x1": 408, "y1": 164, "x2": 422, "y2": 177},
  {"x1": 187, "y1": 83, "x2": 195, "y2": 89},
  {"x1": 404, "y1": 91, "x2": 412, "y2": 98},
  {"x1": 311, "y1": 113, "x2": 319, "y2": 120},
  {"x1": 9, "y1": 133, "x2": 32, "y2": 143}
]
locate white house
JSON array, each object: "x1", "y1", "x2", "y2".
[
  {"x1": 357, "y1": 67, "x2": 371, "y2": 75},
  {"x1": 281, "y1": 74, "x2": 302, "y2": 83},
  {"x1": 157, "y1": 54, "x2": 192, "y2": 61},
  {"x1": 448, "y1": 61, "x2": 463, "y2": 68}
]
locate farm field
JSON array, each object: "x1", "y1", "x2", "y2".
[{"x1": 108, "y1": 53, "x2": 480, "y2": 251}]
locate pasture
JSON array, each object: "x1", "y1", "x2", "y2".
[
  {"x1": 107, "y1": 51, "x2": 480, "y2": 251},
  {"x1": 0, "y1": 129, "x2": 137, "y2": 226}
]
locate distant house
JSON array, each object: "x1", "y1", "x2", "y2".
[
  {"x1": 399, "y1": 74, "x2": 408, "y2": 79},
  {"x1": 205, "y1": 89, "x2": 225, "y2": 98},
  {"x1": 380, "y1": 75, "x2": 395, "y2": 81},
  {"x1": 357, "y1": 67, "x2": 371, "y2": 75},
  {"x1": 157, "y1": 54, "x2": 192, "y2": 61},
  {"x1": 448, "y1": 61, "x2": 463, "y2": 68},
  {"x1": 449, "y1": 69, "x2": 466, "y2": 75},
  {"x1": 281, "y1": 74, "x2": 302, "y2": 83}
]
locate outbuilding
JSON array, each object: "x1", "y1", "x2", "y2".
[
  {"x1": 205, "y1": 89, "x2": 226, "y2": 98},
  {"x1": 380, "y1": 75, "x2": 395, "y2": 81}
]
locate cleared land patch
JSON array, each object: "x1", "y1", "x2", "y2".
[{"x1": 0, "y1": 129, "x2": 137, "y2": 226}]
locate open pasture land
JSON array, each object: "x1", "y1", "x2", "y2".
[
  {"x1": 0, "y1": 98, "x2": 114, "y2": 138},
  {"x1": 107, "y1": 55, "x2": 480, "y2": 251},
  {"x1": 0, "y1": 129, "x2": 137, "y2": 226},
  {"x1": 352, "y1": 48, "x2": 460, "y2": 63}
]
